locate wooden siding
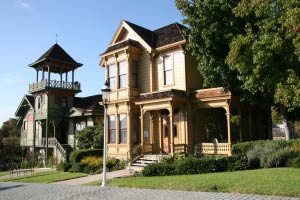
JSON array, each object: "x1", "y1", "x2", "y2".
[
  {"x1": 185, "y1": 53, "x2": 203, "y2": 94},
  {"x1": 139, "y1": 51, "x2": 151, "y2": 93}
]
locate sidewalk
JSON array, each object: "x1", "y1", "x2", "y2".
[
  {"x1": 52, "y1": 167, "x2": 142, "y2": 185},
  {"x1": 0, "y1": 168, "x2": 55, "y2": 179}
]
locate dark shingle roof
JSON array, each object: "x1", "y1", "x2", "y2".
[
  {"x1": 28, "y1": 43, "x2": 82, "y2": 71},
  {"x1": 153, "y1": 23, "x2": 186, "y2": 48},
  {"x1": 73, "y1": 95, "x2": 103, "y2": 113},
  {"x1": 126, "y1": 21, "x2": 186, "y2": 48},
  {"x1": 124, "y1": 20, "x2": 156, "y2": 47}
]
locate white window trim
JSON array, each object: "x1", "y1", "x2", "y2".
[{"x1": 163, "y1": 54, "x2": 175, "y2": 86}]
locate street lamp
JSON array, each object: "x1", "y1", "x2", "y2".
[{"x1": 101, "y1": 80, "x2": 111, "y2": 187}]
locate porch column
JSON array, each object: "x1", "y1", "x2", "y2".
[
  {"x1": 65, "y1": 72, "x2": 68, "y2": 83},
  {"x1": 140, "y1": 108, "x2": 144, "y2": 152},
  {"x1": 42, "y1": 69, "x2": 45, "y2": 80},
  {"x1": 127, "y1": 104, "x2": 131, "y2": 146},
  {"x1": 158, "y1": 114, "x2": 162, "y2": 153},
  {"x1": 169, "y1": 108, "x2": 174, "y2": 155},
  {"x1": 36, "y1": 69, "x2": 39, "y2": 83},
  {"x1": 47, "y1": 65, "x2": 51, "y2": 85},
  {"x1": 225, "y1": 105, "x2": 232, "y2": 156},
  {"x1": 149, "y1": 53, "x2": 154, "y2": 92},
  {"x1": 149, "y1": 112, "x2": 154, "y2": 151}
]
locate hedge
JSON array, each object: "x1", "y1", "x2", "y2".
[
  {"x1": 141, "y1": 155, "x2": 248, "y2": 177},
  {"x1": 69, "y1": 149, "x2": 103, "y2": 163}
]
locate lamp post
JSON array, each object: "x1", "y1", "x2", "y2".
[{"x1": 101, "y1": 81, "x2": 111, "y2": 187}]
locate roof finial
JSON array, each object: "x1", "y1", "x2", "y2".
[{"x1": 55, "y1": 34, "x2": 58, "y2": 44}]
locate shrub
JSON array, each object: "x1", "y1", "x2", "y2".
[
  {"x1": 57, "y1": 162, "x2": 72, "y2": 172},
  {"x1": 69, "y1": 149, "x2": 103, "y2": 163},
  {"x1": 80, "y1": 156, "x2": 102, "y2": 174},
  {"x1": 106, "y1": 157, "x2": 126, "y2": 171},
  {"x1": 21, "y1": 160, "x2": 30, "y2": 169},
  {"x1": 232, "y1": 140, "x2": 264, "y2": 156},
  {"x1": 69, "y1": 162, "x2": 85, "y2": 173},
  {"x1": 291, "y1": 157, "x2": 300, "y2": 168},
  {"x1": 142, "y1": 163, "x2": 176, "y2": 176}
]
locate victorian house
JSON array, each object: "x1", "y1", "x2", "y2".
[
  {"x1": 99, "y1": 20, "x2": 270, "y2": 159},
  {"x1": 15, "y1": 44, "x2": 103, "y2": 164}
]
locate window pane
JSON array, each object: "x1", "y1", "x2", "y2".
[
  {"x1": 163, "y1": 55, "x2": 172, "y2": 70},
  {"x1": 109, "y1": 77, "x2": 116, "y2": 89},
  {"x1": 119, "y1": 61, "x2": 127, "y2": 75},
  {"x1": 119, "y1": 130, "x2": 127, "y2": 144},
  {"x1": 165, "y1": 70, "x2": 173, "y2": 85},
  {"x1": 119, "y1": 74, "x2": 127, "y2": 88},
  {"x1": 132, "y1": 61, "x2": 138, "y2": 88},
  {"x1": 109, "y1": 115, "x2": 115, "y2": 129},
  {"x1": 109, "y1": 130, "x2": 116, "y2": 143},
  {"x1": 109, "y1": 64, "x2": 116, "y2": 78},
  {"x1": 120, "y1": 114, "x2": 127, "y2": 128}
]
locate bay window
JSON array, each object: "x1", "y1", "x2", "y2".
[
  {"x1": 119, "y1": 114, "x2": 127, "y2": 144},
  {"x1": 109, "y1": 115, "x2": 116, "y2": 143},
  {"x1": 119, "y1": 61, "x2": 127, "y2": 88}
]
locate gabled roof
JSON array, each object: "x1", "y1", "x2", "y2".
[
  {"x1": 102, "y1": 20, "x2": 187, "y2": 57},
  {"x1": 28, "y1": 43, "x2": 83, "y2": 72},
  {"x1": 15, "y1": 95, "x2": 35, "y2": 126},
  {"x1": 72, "y1": 95, "x2": 103, "y2": 115}
]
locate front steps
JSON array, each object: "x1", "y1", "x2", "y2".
[{"x1": 129, "y1": 154, "x2": 163, "y2": 168}]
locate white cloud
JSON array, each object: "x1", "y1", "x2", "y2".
[{"x1": 15, "y1": 0, "x2": 32, "y2": 9}]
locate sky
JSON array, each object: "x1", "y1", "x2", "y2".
[{"x1": 0, "y1": 0, "x2": 183, "y2": 127}]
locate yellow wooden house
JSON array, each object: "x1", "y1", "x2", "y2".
[{"x1": 99, "y1": 20, "x2": 270, "y2": 159}]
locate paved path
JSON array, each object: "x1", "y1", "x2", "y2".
[
  {"x1": 0, "y1": 182, "x2": 299, "y2": 200},
  {"x1": 52, "y1": 168, "x2": 137, "y2": 185}
]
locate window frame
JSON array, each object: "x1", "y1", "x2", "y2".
[
  {"x1": 108, "y1": 63, "x2": 116, "y2": 90},
  {"x1": 109, "y1": 115, "x2": 116, "y2": 144},
  {"x1": 132, "y1": 60, "x2": 138, "y2": 88},
  {"x1": 163, "y1": 55, "x2": 174, "y2": 86},
  {"x1": 119, "y1": 114, "x2": 127, "y2": 144},
  {"x1": 118, "y1": 61, "x2": 127, "y2": 88}
]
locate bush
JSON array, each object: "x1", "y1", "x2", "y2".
[
  {"x1": 232, "y1": 140, "x2": 264, "y2": 156},
  {"x1": 142, "y1": 163, "x2": 176, "y2": 176},
  {"x1": 80, "y1": 156, "x2": 102, "y2": 174},
  {"x1": 246, "y1": 141, "x2": 298, "y2": 168},
  {"x1": 57, "y1": 162, "x2": 72, "y2": 172},
  {"x1": 106, "y1": 157, "x2": 126, "y2": 171},
  {"x1": 21, "y1": 160, "x2": 30, "y2": 169},
  {"x1": 69, "y1": 149, "x2": 103, "y2": 163},
  {"x1": 69, "y1": 162, "x2": 85, "y2": 173},
  {"x1": 291, "y1": 157, "x2": 300, "y2": 168}
]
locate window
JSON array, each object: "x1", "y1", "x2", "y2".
[
  {"x1": 119, "y1": 114, "x2": 127, "y2": 144},
  {"x1": 37, "y1": 95, "x2": 44, "y2": 109},
  {"x1": 119, "y1": 61, "x2": 127, "y2": 88},
  {"x1": 23, "y1": 121, "x2": 27, "y2": 131},
  {"x1": 108, "y1": 64, "x2": 116, "y2": 89},
  {"x1": 76, "y1": 121, "x2": 86, "y2": 131},
  {"x1": 163, "y1": 55, "x2": 173, "y2": 85},
  {"x1": 133, "y1": 113, "x2": 139, "y2": 144},
  {"x1": 109, "y1": 115, "x2": 116, "y2": 143},
  {"x1": 132, "y1": 60, "x2": 138, "y2": 88}
]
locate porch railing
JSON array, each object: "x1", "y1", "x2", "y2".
[
  {"x1": 29, "y1": 79, "x2": 81, "y2": 92},
  {"x1": 174, "y1": 144, "x2": 187, "y2": 154},
  {"x1": 201, "y1": 143, "x2": 231, "y2": 155}
]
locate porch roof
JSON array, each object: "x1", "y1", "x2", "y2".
[{"x1": 191, "y1": 87, "x2": 231, "y2": 100}]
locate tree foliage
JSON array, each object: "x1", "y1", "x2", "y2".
[
  {"x1": 75, "y1": 125, "x2": 103, "y2": 149},
  {"x1": 176, "y1": 0, "x2": 300, "y2": 120},
  {"x1": 0, "y1": 118, "x2": 20, "y2": 138}
]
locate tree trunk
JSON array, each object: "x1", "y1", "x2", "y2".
[{"x1": 281, "y1": 109, "x2": 290, "y2": 140}]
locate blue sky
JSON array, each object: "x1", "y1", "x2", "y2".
[{"x1": 0, "y1": 0, "x2": 183, "y2": 126}]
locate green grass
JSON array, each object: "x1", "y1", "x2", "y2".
[
  {"x1": 87, "y1": 168, "x2": 300, "y2": 197},
  {"x1": 0, "y1": 171, "x2": 86, "y2": 183},
  {"x1": 0, "y1": 171, "x2": 9, "y2": 176}
]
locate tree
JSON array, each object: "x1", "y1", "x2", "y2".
[
  {"x1": 226, "y1": 0, "x2": 300, "y2": 138},
  {"x1": 75, "y1": 125, "x2": 103, "y2": 149},
  {"x1": 176, "y1": 0, "x2": 244, "y2": 89},
  {"x1": 176, "y1": 0, "x2": 300, "y2": 139},
  {"x1": 0, "y1": 118, "x2": 20, "y2": 137}
]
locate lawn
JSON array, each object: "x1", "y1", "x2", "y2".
[
  {"x1": 87, "y1": 168, "x2": 300, "y2": 197},
  {"x1": 0, "y1": 171, "x2": 9, "y2": 177},
  {"x1": 0, "y1": 171, "x2": 86, "y2": 183}
]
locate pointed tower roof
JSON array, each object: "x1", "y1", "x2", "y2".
[{"x1": 28, "y1": 43, "x2": 82, "y2": 73}]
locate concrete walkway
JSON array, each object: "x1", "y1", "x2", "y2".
[
  {"x1": 53, "y1": 167, "x2": 142, "y2": 185},
  {"x1": 1, "y1": 182, "x2": 299, "y2": 200}
]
